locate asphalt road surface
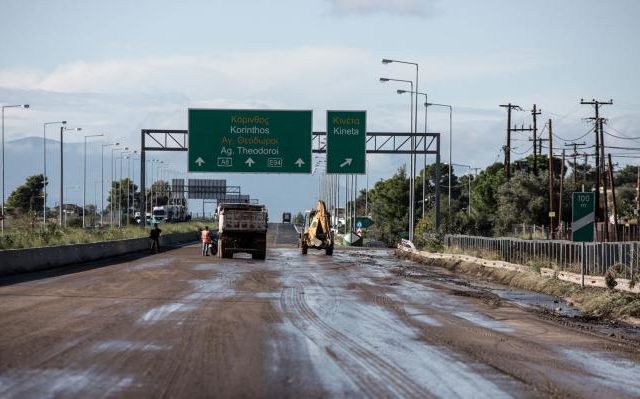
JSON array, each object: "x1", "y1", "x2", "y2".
[{"x1": 1, "y1": 224, "x2": 639, "y2": 398}]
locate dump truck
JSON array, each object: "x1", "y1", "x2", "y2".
[
  {"x1": 217, "y1": 203, "x2": 268, "y2": 260},
  {"x1": 299, "y1": 200, "x2": 334, "y2": 256}
]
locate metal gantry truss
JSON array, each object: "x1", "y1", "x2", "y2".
[
  {"x1": 140, "y1": 129, "x2": 442, "y2": 229},
  {"x1": 312, "y1": 131, "x2": 439, "y2": 154}
]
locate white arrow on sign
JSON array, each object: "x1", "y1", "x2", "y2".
[
  {"x1": 195, "y1": 157, "x2": 205, "y2": 166},
  {"x1": 339, "y1": 158, "x2": 353, "y2": 168},
  {"x1": 245, "y1": 157, "x2": 255, "y2": 167},
  {"x1": 295, "y1": 158, "x2": 305, "y2": 168}
]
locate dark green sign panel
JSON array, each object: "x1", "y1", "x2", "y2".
[
  {"x1": 572, "y1": 192, "x2": 595, "y2": 242},
  {"x1": 355, "y1": 217, "x2": 375, "y2": 229},
  {"x1": 188, "y1": 109, "x2": 312, "y2": 173},
  {"x1": 326, "y1": 110, "x2": 366, "y2": 174}
]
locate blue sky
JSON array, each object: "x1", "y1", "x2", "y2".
[{"x1": 2, "y1": 0, "x2": 640, "y2": 215}]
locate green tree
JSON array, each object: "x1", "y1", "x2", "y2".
[
  {"x1": 7, "y1": 174, "x2": 46, "y2": 214},
  {"x1": 145, "y1": 180, "x2": 170, "y2": 209},
  {"x1": 107, "y1": 178, "x2": 139, "y2": 213},
  {"x1": 617, "y1": 165, "x2": 638, "y2": 186},
  {"x1": 368, "y1": 166, "x2": 409, "y2": 245}
]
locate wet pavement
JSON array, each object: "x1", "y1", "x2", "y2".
[{"x1": 0, "y1": 225, "x2": 639, "y2": 398}]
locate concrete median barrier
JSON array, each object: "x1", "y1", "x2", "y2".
[{"x1": 0, "y1": 231, "x2": 198, "y2": 277}]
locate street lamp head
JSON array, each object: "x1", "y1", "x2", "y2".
[
  {"x1": 379, "y1": 78, "x2": 390, "y2": 82},
  {"x1": 397, "y1": 90, "x2": 407, "y2": 94},
  {"x1": 23, "y1": 104, "x2": 30, "y2": 109},
  {"x1": 62, "y1": 121, "x2": 67, "y2": 124},
  {"x1": 381, "y1": 59, "x2": 393, "y2": 64}
]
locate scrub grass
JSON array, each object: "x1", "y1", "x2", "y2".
[
  {"x1": 398, "y1": 250, "x2": 640, "y2": 320},
  {"x1": 0, "y1": 221, "x2": 208, "y2": 250}
]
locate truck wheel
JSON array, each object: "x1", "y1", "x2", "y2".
[
  {"x1": 300, "y1": 240, "x2": 308, "y2": 255},
  {"x1": 325, "y1": 244, "x2": 334, "y2": 256}
]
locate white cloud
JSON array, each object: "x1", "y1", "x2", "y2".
[{"x1": 326, "y1": 0, "x2": 437, "y2": 16}]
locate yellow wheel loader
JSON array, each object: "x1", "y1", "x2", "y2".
[{"x1": 299, "y1": 200, "x2": 334, "y2": 256}]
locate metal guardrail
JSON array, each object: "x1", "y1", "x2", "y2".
[{"x1": 445, "y1": 235, "x2": 638, "y2": 280}]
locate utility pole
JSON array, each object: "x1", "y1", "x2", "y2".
[
  {"x1": 600, "y1": 119, "x2": 609, "y2": 242},
  {"x1": 584, "y1": 154, "x2": 589, "y2": 192},
  {"x1": 581, "y1": 98, "x2": 612, "y2": 241},
  {"x1": 511, "y1": 123, "x2": 534, "y2": 173},
  {"x1": 608, "y1": 153, "x2": 619, "y2": 241},
  {"x1": 500, "y1": 103, "x2": 522, "y2": 180},
  {"x1": 531, "y1": 104, "x2": 541, "y2": 175},
  {"x1": 548, "y1": 119, "x2": 554, "y2": 239},
  {"x1": 559, "y1": 149, "x2": 565, "y2": 238},
  {"x1": 564, "y1": 142, "x2": 587, "y2": 188}
]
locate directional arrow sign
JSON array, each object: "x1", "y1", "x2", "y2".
[
  {"x1": 327, "y1": 110, "x2": 366, "y2": 174},
  {"x1": 339, "y1": 158, "x2": 352, "y2": 168},
  {"x1": 188, "y1": 109, "x2": 312, "y2": 173}
]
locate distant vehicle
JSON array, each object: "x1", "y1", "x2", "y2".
[
  {"x1": 299, "y1": 200, "x2": 334, "y2": 256},
  {"x1": 217, "y1": 203, "x2": 268, "y2": 260},
  {"x1": 282, "y1": 212, "x2": 292, "y2": 223},
  {"x1": 152, "y1": 205, "x2": 187, "y2": 223}
]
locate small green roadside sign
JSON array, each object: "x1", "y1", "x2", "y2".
[
  {"x1": 188, "y1": 109, "x2": 312, "y2": 173},
  {"x1": 355, "y1": 217, "x2": 374, "y2": 229},
  {"x1": 326, "y1": 110, "x2": 366, "y2": 174},
  {"x1": 572, "y1": 192, "x2": 595, "y2": 242}
]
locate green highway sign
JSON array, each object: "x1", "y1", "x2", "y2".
[
  {"x1": 188, "y1": 109, "x2": 312, "y2": 173},
  {"x1": 572, "y1": 192, "x2": 595, "y2": 242},
  {"x1": 326, "y1": 110, "x2": 366, "y2": 174},
  {"x1": 355, "y1": 217, "x2": 374, "y2": 229}
]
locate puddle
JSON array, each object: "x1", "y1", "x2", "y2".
[
  {"x1": 490, "y1": 287, "x2": 582, "y2": 317},
  {"x1": 453, "y1": 311, "x2": 514, "y2": 333},
  {"x1": 0, "y1": 368, "x2": 133, "y2": 397},
  {"x1": 91, "y1": 340, "x2": 166, "y2": 353},
  {"x1": 138, "y1": 303, "x2": 195, "y2": 324},
  {"x1": 561, "y1": 348, "x2": 640, "y2": 396}
]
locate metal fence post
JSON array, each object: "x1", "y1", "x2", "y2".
[{"x1": 581, "y1": 242, "x2": 586, "y2": 288}]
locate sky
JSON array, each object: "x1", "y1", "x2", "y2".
[{"x1": 2, "y1": 0, "x2": 640, "y2": 216}]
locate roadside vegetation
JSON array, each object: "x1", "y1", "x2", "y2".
[{"x1": 0, "y1": 218, "x2": 207, "y2": 250}]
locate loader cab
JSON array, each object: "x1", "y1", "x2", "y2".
[{"x1": 302, "y1": 209, "x2": 315, "y2": 232}]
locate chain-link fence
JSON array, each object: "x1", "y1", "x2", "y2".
[{"x1": 445, "y1": 235, "x2": 638, "y2": 279}]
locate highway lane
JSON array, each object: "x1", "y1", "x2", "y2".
[{"x1": 0, "y1": 224, "x2": 639, "y2": 398}]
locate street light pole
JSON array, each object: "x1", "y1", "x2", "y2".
[
  {"x1": 83, "y1": 133, "x2": 103, "y2": 228},
  {"x1": 398, "y1": 90, "x2": 430, "y2": 220},
  {"x1": 380, "y1": 77, "x2": 415, "y2": 239},
  {"x1": 383, "y1": 59, "x2": 419, "y2": 239},
  {"x1": 43, "y1": 121, "x2": 66, "y2": 226},
  {"x1": 101, "y1": 142, "x2": 118, "y2": 226},
  {"x1": 110, "y1": 145, "x2": 122, "y2": 227},
  {"x1": 59, "y1": 126, "x2": 81, "y2": 226},
  {"x1": 426, "y1": 103, "x2": 453, "y2": 218},
  {"x1": 2, "y1": 104, "x2": 29, "y2": 234}
]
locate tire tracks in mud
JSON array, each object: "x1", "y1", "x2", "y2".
[{"x1": 280, "y1": 285, "x2": 435, "y2": 399}]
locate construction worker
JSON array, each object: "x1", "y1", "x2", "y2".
[{"x1": 201, "y1": 226, "x2": 212, "y2": 256}]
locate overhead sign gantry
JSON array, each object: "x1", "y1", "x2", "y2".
[{"x1": 188, "y1": 109, "x2": 312, "y2": 173}]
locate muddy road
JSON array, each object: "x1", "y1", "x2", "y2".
[{"x1": 1, "y1": 225, "x2": 639, "y2": 398}]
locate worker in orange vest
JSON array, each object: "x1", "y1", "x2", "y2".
[{"x1": 201, "y1": 226, "x2": 212, "y2": 256}]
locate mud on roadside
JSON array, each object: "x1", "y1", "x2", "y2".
[{"x1": 395, "y1": 249, "x2": 640, "y2": 346}]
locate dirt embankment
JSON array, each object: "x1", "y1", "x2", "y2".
[{"x1": 396, "y1": 249, "x2": 640, "y2": 323}]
